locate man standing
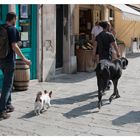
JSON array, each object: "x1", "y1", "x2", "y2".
[
  {"x1": 91, "y1": 21, "x2": 103, "y2": 41},
  {"x1": 95, "y1": 21, "x2": 120, "y2": 90},
  {"x1": 0, "y1": 12, "x2": 31, "y2": 120}
]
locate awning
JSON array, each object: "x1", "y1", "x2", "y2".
[{"x1": 111, "y1": 4, "x2": 140, "y2": 21}]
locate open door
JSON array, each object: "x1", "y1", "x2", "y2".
[{"x1": 56, "y1": 5, "x2": 63, "y2": 68}]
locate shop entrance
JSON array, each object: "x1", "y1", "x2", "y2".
[
  {"x1": 0, "y1": 5, "x2": 37, "y2": 89},
  {"x1": 0, "y1": 5, "x2": 8, "y2": 88},
  {"x1": 16, "y1": 5, "x2": 37, "y2": 79},
  {"x1": 56, "y1": 5, "x2": 63, "y2": 68}
]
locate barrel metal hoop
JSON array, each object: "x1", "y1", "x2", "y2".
[{"x1": 14, "y1": 80, "x2": 30, "y2": 82}]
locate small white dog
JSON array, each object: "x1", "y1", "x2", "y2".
[{"x1": 34, "y1": 90, "x2": 52, "y2": 115}]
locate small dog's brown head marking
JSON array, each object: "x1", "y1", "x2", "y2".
[{"x1": 35, "y1": 91, "x2": 42, "y2": 102}]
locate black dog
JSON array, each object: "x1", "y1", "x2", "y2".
[{"x1": 95, "y1": 57, "x2": 128, "y2": 109}]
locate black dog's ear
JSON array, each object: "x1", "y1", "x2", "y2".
[
  {"x1": 120, "y1": 57, "x2": 128, "y2": 69},
  {"x1": 125, "y1": 58, "x2": 128, "y2": 66},
  {"x1": 114, "y1": 59, "x2": 121, "y2": 66}
]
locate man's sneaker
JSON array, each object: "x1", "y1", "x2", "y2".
[
  {"x1": 6, "y1": 105, "x2": 15, "y2": 113},
  {"x1": 0, "y1": 112, "x2": 11, "y2": 120}
]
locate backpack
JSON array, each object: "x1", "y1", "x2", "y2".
[{"x1": 0, "y1": 24, "x2": 10, "y2": 59}]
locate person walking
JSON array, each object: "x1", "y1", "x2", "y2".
[
  {"x1": 95, "y1": 21, "x2": 120, "y2": 61},
  {"x1": 0, "y1": 12, "x2": 31, "y2": 120},
  {"x1": 95, "y1": 21, "x2": 120, "y2": 90}
]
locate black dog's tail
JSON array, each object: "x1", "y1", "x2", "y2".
[
  {"x1": 96, "y1": 62, "x2": 110, "y2": 90},
  {"x1": 96, "y1": 63, "x2": 110, "y2": 78}
]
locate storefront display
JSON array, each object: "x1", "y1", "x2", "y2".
[
  {"x1": 18, "y1": 5, "x2": 31, "y2": 48},
  {"x1": 75, "y1": 34, "x2": 95, "y2": 72},
  {"x1": 79, "y1": 9, "x2": 92, "y2": 40}
]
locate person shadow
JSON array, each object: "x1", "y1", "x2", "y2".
[
  {"x1": 112, "y1": 111, "x2": 140, "y2": 126},
  {"x1": 52, "y1": 90, "x2": 110, "y2": 118}
]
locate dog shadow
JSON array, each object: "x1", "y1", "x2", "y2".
[
  {"x1": 63, "y1": 98, "x2": 110, "y2": 119},
  {"x1": 112, "y1": 111, "x2": 140, "y2": 126},
  {"x1": 19, "y1": 90, "x2": 110, "y2": 119},
  {"x1": 51, "y1": 90, "x2": 110, "y2": 118},
  {"x1": 19, "y1": 109, "x2": 49, "y2": 119},
  {"x1": 19, "y1": 110, "x2": 36, "y2": 119}
]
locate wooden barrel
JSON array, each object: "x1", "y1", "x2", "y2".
[
  {"x1": 76, "y1": 49, "x2": 94, "y2": 72},
  {"x1": 14, "y1": 59, "x2": 30, "y2": 91}
]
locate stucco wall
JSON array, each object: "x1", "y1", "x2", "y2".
[
  {"x1": 42, "y1": 5, "x2": 56, "y2": 81},
  {"x1": 114, "y1": 10, "x2": 140, "y2": 47}
]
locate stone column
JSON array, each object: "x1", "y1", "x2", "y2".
[
  {"x1": 73, "y1": 5, "x2": 79, "y2": 35},
  {"x1": 63, "y1": 5, "x2": 77, "y2": 74},
  {"x1": 37, "y1": 5, "x2": 42, "y2": 82},
  {"x1": 104, "y1": 5, "x2": 109, "y2": 21},
  {"x1": 41, "y1": 5, "x2": 56, "y2": 81}
]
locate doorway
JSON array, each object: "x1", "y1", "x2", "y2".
[
  {"x1": 16, "y1": 4, "x2": 37, "y2": 79},
  {"x1": 0, "y1": 5, "x2": 8, "y2": 89},
  {"x1": 56, "y1": 5, "x2": 63, "y2": 68}
]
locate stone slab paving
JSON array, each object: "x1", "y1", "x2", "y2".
[{"x1": 0, "y1": 53, "x2": 140, "y2": 135}]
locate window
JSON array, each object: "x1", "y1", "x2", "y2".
[
  {"x1": 18, "y1": 5, "x2": 31, "y2": 48},
  {"x1": 109, "y1": 9, "x2": 114, "y2": 17},
  {"x1": 0, "y1": 5, "x2": 2, "y2": 24},
  {"x1": 108, "y1": 8, "x2": 115, "y2": 27}
]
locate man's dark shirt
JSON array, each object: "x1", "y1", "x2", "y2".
[
  {"x1": 95, "y1": 31, "x2": 115, "y2": 60},
  {"x1": 4, "y1": 25, "x2": 20, "y2": 65}
]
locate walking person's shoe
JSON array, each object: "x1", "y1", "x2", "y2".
[
  {"x1": 0, "y1": 111, "x2": 11, "y2": 120},
  {"x1": 6, "y1": 105, "x2": 15, "y2": 113}
]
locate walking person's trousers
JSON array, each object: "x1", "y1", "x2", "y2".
[{"x1": 0, "y1": 61, "x2": 14, "y2": 113}]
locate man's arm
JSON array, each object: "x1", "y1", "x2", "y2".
[
  {"x1": 111, "y1": 41, "x2": 120, "y2": 57},
  {"x1": 12, "y1": 43, "x2": 31, "y2": 65}
]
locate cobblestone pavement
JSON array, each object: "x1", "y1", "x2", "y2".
[{"x1": 0, "y1": 53, "x2": 140, "y2": 136}]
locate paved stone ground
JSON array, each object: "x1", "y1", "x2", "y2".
[{"x1": 1, "y1": 53, "x2": 140, "y2": 136}]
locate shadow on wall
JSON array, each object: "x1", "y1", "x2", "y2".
[
  {"x1": 112, "y1": 111, "x2": 140, "y2": 126},
  {"x1": 50, "y1": 72, "x2": 96, "y2": 83}
]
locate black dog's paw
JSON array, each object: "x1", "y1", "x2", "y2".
[
  {"x1": 115, "y1": 95, "x2": 120, "y2": 99},
  {"x1": 109, "y1": 97, "x2": 112, "y2": 103},
  {"x1": 97, "y1": 102, "x2": 102, "y2": 109}
]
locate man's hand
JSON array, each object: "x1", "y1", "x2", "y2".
[
  {"x1": 23, "y1": 58, "x2": 31, "y2": 66},
  {"x1": 12, "y1": 43, "x2": 31, "y2": 66},
  {"x1": 111, "y1": 42, "x2": 120, "y2": 58},
  {"x1": 117, "y1": 52, "x2": 121, "y2": 58}
]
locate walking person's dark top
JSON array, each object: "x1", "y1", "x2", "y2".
[{"x1": 95, "y1": 30, "x2": 116, "y2": 61}]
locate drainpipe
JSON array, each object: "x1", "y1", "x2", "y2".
[{"x1": 40, "y1": 4, "x2": 43, "y2": 82}]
